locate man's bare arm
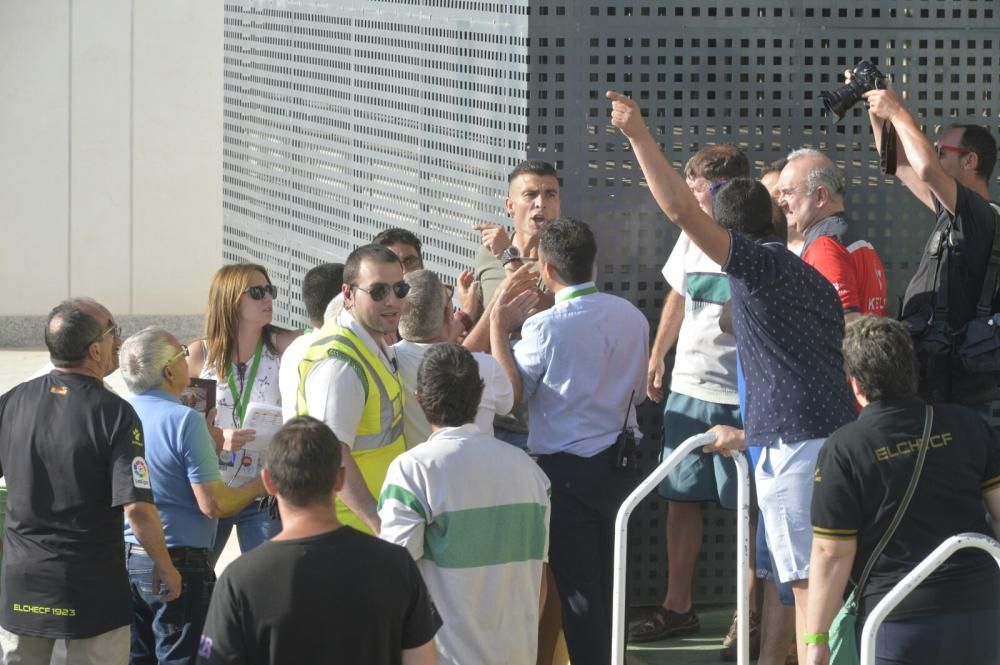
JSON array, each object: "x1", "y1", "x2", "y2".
[
  {"x1": 864, "y1": 87, "x2": 954, "y2": 213},
  {"x1": 607, "y1": 91, "x2": 731, "y2": 265},
  {"x1": 191, "y1": 477, "x2": 266, "y2": 519},
  {"x1": 648, "y1": 290, "x2": 684, "y2": 402},
  {"x1": 338, "y1": 443, "x2": 380, "y2": 534},
  {"x1": 124, "y1": 502, "x2": 182, "y2": 601},
  {"x1": 401, "y1": 641, "x2": 437, "y2": 665}
]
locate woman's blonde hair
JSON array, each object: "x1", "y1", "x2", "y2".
[{"x1": 204, "y1": 263, "x2": 280, "y2": 380}]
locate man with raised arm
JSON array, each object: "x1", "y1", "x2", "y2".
[
  {"x1": 862, "y1": 80, "x2": 999, "y2": 404},
  {"x1": 607, "y1": 90, "x2": 855, "y2": 665}
]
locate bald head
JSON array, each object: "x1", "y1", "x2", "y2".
[{"x1": 45, "y1": 298, "x2": 115, "y2": 371}]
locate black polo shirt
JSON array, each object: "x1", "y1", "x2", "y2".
[
  {"x1": 0, "y1": 372, "x2": 153, "y2": 639},
  {"x1": 812, "y1": 397, "x2": 1000, "y2": 623}
]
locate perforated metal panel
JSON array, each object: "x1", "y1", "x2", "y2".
[{"x1": 223, "y1": 0, "x2": 1000, "y2": 605}]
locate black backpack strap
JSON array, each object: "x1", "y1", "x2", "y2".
[{"x1": 975, "y1": 203, "x2": 1000, "y2": 318}]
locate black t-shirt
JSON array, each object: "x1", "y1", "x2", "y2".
[
  {"x1": 812, "y1": 398, "x2": 1000, "y2": 623},
  {"x1": 197, "y1": 527, "x2": 441, "y2": 665},
  {"x1": 0, "y1": 372, "x2": 153, "y2": 638},
  {"x1": 901, "y1": 181, "x2": 997, "y2": 331}
]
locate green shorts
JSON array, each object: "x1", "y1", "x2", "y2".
[{"x1": 656, "y1": 392, "x2": 742, "y2": 509}]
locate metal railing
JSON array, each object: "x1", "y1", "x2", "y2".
[
  {"x1": 611, "y1": 432, "x2": 752, "y2": 665},
  {"x1": 859, "y1": 532, "x2": 1000, "y2": 665}
]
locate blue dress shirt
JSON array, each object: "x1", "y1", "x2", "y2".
[{"x1": 513, "y1": 282, "x2": 649, "y2": 457}]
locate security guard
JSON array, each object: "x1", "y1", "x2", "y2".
[{"x1": 297, "y1": 244, "x2": 409, "y2": 534}]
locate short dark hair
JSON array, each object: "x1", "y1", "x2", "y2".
[
  {"x1": 45, "y1": 299, "x2": 104, "y2": 368},
  {"x1": 538, "y1": 217, "x2": 597, "y2": 285},
  {"x1": 416, "y1": 343, "x2": 484, "y2": 427},
  {"x1": 508, "y1": 159, "x2": 558, "y2": 184},
  {"x1": 266, "y1": 416, "x2": 343, "y2": 507},
  {"x1": 344, "y1": 244, "x2": 402, "y2": 286},
  {"x1": 713, "y1": 178, "x2": 776, "y2": 241},
  {"x1": 684, "y1": 144, "x2": 749, "y2": 182},
  {"x1": 954, "y1": 124, "x2": 998, "y2": 181},
  {"x1": 373, "y1": 228, "x2": 423, "y2": 258},
  {"x1": 843, "y1": 316, "x2": 918, "y2": 402},
  {"x1": 301, "y1": 263, "x2": 344, "y2": 325}
]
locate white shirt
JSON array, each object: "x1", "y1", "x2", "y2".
[
  {"x1": 278, "y1": 329, "x2": 318, "y2": 422},
  {"x1": 392, "y1": 339, "x2": 514, "y2": 447},
  {"x1": 303, "y1": 309, "x2": 399, "y2": 450},
  {"x1": 513, "y1": 282, "x2": 648, "y2": 457},
  {"x1": 379, "y1": 424, "x2": 550, "y2": 665},
  {"x1": 662, "y1": 233, "x2": 739, "y2": 405}
]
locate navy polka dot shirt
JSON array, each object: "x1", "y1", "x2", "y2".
[{"x1": 723, "y1": 232, "x2": 856, "y2": 446}]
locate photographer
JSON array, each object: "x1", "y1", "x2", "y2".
[{"x1": 859, "y1": 72, "x2": 1000, "y2": 405}]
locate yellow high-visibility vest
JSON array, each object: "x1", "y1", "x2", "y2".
[{"x1": 297, "y1": 322, "x2": 405, "y2": 534}]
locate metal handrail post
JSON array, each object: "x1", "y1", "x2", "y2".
[
  {"x1": 859, "y1": 532, "x2": 1000, "y2": 665},
  {"x1": 611, "y1": 432, "x2": 751, "y2": 665}
]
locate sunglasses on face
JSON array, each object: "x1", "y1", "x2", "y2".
[
  {"x1": 352, "y1": 281, "x2": 410, "y2": 301},
  {"x1": 243, "y1": 284, "x2": 278, "y2": 300},
  {"x1": 163, "y1": 344, "x2": 189, "y2": 371},
  {"x1": 399, "y1": 255, "x2": 422, "y2": 270},
  {"x1": 935, "y1": 144, "x2": 968, "y2": 159}
]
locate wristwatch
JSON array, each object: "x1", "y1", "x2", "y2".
[{"x1": 500, "y1": 246, "x2": 522, "y2": 267}]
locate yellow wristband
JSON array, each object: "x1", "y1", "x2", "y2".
[{"x1": 802, "y1": 632, "x2": 829, "y2": 645}]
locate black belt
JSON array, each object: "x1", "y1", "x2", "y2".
[{"x1": 126, "y1": 543, "x2": 210, "y2": 566}]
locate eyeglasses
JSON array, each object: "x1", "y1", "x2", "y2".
[
  {"x1": 91, "y1": 321, "x2": 122, "y2": 344},
  {"x1": 708, "y1": 181, "x2": 728, "y2": 196},
  {"x1": 163, "y1": 344, "x2": 189, "y2": 370},
  {"x1": 936, "y1": 144, "x2": 969, "y2": 159},
  {"x1": 243, "y1": 284, "x2": 278, "y2": 300},
  {"x1": 399, "y1": 255, "x2": 422, "y2": 270},
  {"x1": 351, "y1": 281, "x2": 410, "y2": 301}
]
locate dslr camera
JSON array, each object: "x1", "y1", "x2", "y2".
[{"x1": 821, "y1": 60, "x2": 889, "y2": 120}]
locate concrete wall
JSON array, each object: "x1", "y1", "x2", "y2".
[{"x1": 0, "y1": 1, "x2": 222, "y2": 343}]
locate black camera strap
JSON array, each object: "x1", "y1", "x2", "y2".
[
  {"x1": 974, "y1": 202, "x2": 1000, "y2": 317},
  {"x1": 880, "y1": 121, "x2": 897, "y2": 175}
]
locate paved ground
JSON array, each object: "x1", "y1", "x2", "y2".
[
  {"x1": 627, "y1": 606, "x2": 736, "y2": 665},
  {"x1": 0, "y1": 351, "x2": 740, "y2": 663}
]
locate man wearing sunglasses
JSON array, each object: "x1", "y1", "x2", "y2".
[
  {"x1": 0, "y1": 299, "x2": 180, "y2": 665},
  {"x1": 863, "y1": 79, "x2": 1000, "y2": 405},
  {"x1": 120, "y1": 328, "x2": 266, "y2": 663},
  {"x1": 296, "y1": 244, "x2": 409, "y2": 535}
]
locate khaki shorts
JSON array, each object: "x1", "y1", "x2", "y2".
[{"x1": 0, "y1": 624, "x2": 128, "y2": 665}]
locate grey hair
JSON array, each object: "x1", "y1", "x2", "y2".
[
  {"x1": 119, "y1": 326, "x2": 176, "y2": 394},
  {"x1": 398, "y1": 270, "x2": 447, "y2": 341},
  {"x1": 786, "y1": 148, "x2": 845, "y2": 197}
]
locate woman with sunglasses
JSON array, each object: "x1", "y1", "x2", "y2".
[{"x1": 186, "y1": 263, "x2": 300, "y2": 563}]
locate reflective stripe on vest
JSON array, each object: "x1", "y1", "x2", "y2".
[{"x1": 296, "y1": 324, "x2": 404, "y2": 452}]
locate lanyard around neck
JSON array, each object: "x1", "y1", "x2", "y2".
[
  {"x1": 227, "y1": 338, "x2": 263, "y2": 427},
  {"x1": 555, "y1": 284, "x2": 598, "y2": 303}
]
